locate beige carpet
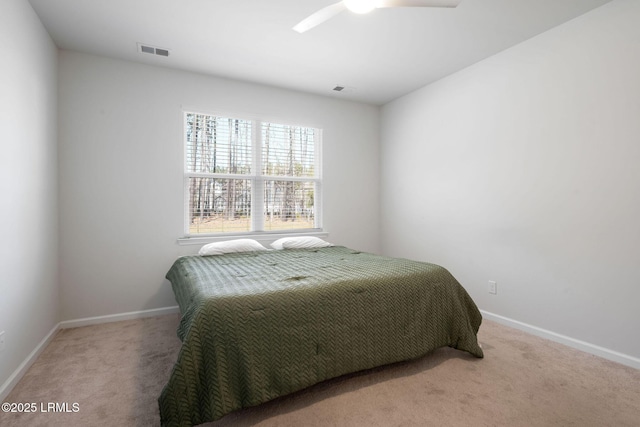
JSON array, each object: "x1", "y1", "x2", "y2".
[{"x1": 1, "y1": 314, "x2": 638, "y2": 427}]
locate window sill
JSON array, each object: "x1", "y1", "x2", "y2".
[{"x1": 177, "y1": 230, "x2": 329, "y2": 246}]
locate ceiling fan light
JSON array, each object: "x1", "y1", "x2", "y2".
[{"x1": 344, "y1": 0, "x2": 376, "y2": 14}]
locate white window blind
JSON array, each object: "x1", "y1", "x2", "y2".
[{"x1": 184, "y1": 112, "x2": 322, "y2": 235}]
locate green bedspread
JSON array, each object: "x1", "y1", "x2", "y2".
[{"x1": 159, "y1": 246, "x2": 483, "y2": 426}]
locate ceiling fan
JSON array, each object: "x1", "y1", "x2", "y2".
[{"x1": 293, "y1": 0, "x2": 462, "y2": 33}]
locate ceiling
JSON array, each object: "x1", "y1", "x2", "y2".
[{"x1": 29, "y1": 0, "x2": 612, "y2": 105}]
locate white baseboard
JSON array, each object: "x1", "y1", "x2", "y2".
[
  {"x1": 481, "y1": 310, "x2": 640, "y2": 370},
  {"x1": 4, "y1": 307, "x2": 636, "y2": 403},
  {"x1": 0, "y1": 323, "x2": 60, "y2": 402},
  {"x1": 0, "y1": 306, "x2": 180, "y2": 402},
  {"x1": 59, "y1": 306, "x2": 180, "y2": 329}
]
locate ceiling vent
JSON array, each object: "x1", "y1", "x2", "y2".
[
  {"x1": 137, "y1": 43, "x2": 170, "y2": 57},
  {"x1": 333, "y1": 85, "x2": 355, "y2": 93}
]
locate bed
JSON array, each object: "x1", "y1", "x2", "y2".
[{"x1": 159, "y1": 246, "x2": 483, "y2": 427}]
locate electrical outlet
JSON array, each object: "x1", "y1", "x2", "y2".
[
  {"x1": 488, "y1": 281, "x2": 497, "y2": 295},
  {"x1": 0, "y1": 331, "x2": 5, "y2": 352}
]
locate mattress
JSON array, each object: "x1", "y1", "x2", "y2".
[{"x1": 159, "y1": 246, "x2": 483, "y2": 426}]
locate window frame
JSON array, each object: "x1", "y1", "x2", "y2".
[{"x1": 182, "y1": 110, "x2": 323, "y2": 239}]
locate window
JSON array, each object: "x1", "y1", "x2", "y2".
[{"x1": 184, "y1": 112, "x2": 322, "y2": 235}]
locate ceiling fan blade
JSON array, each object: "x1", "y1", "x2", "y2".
[
  {"x1": 376, "y1": 0, "x2": 462, "y2": 8},
  {"x1": 293, "y1": 2, "x2": 347, "y2": 33}
]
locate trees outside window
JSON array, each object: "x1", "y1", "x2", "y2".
[{"x1": 184, "y1": 112, "x2": 321, "y2": 235}]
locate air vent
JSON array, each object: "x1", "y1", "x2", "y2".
[
  {"x1": 137, "y1": 43, "x2": 170, "y2": 57},
  {"x1": 332, "y1": 85, "x2": 355, "y2": 93}
]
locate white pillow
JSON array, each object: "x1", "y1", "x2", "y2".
[
  {"x1": 270, "y1": 236, "x2": 333, "y2": 250},
  {"x1": 198, "y1": 239, "x2": 268, "y2": 256}
]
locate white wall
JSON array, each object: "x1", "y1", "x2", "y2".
[
  {"x1": 0, "y1": 0, "x2": 59, "y2": 391},
  {"x1": 58, "y1": 51, "x2": 380, "y2": 320},
  {"x1": 380, "y1": 0, "x2": 640, "y2": 361}
]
